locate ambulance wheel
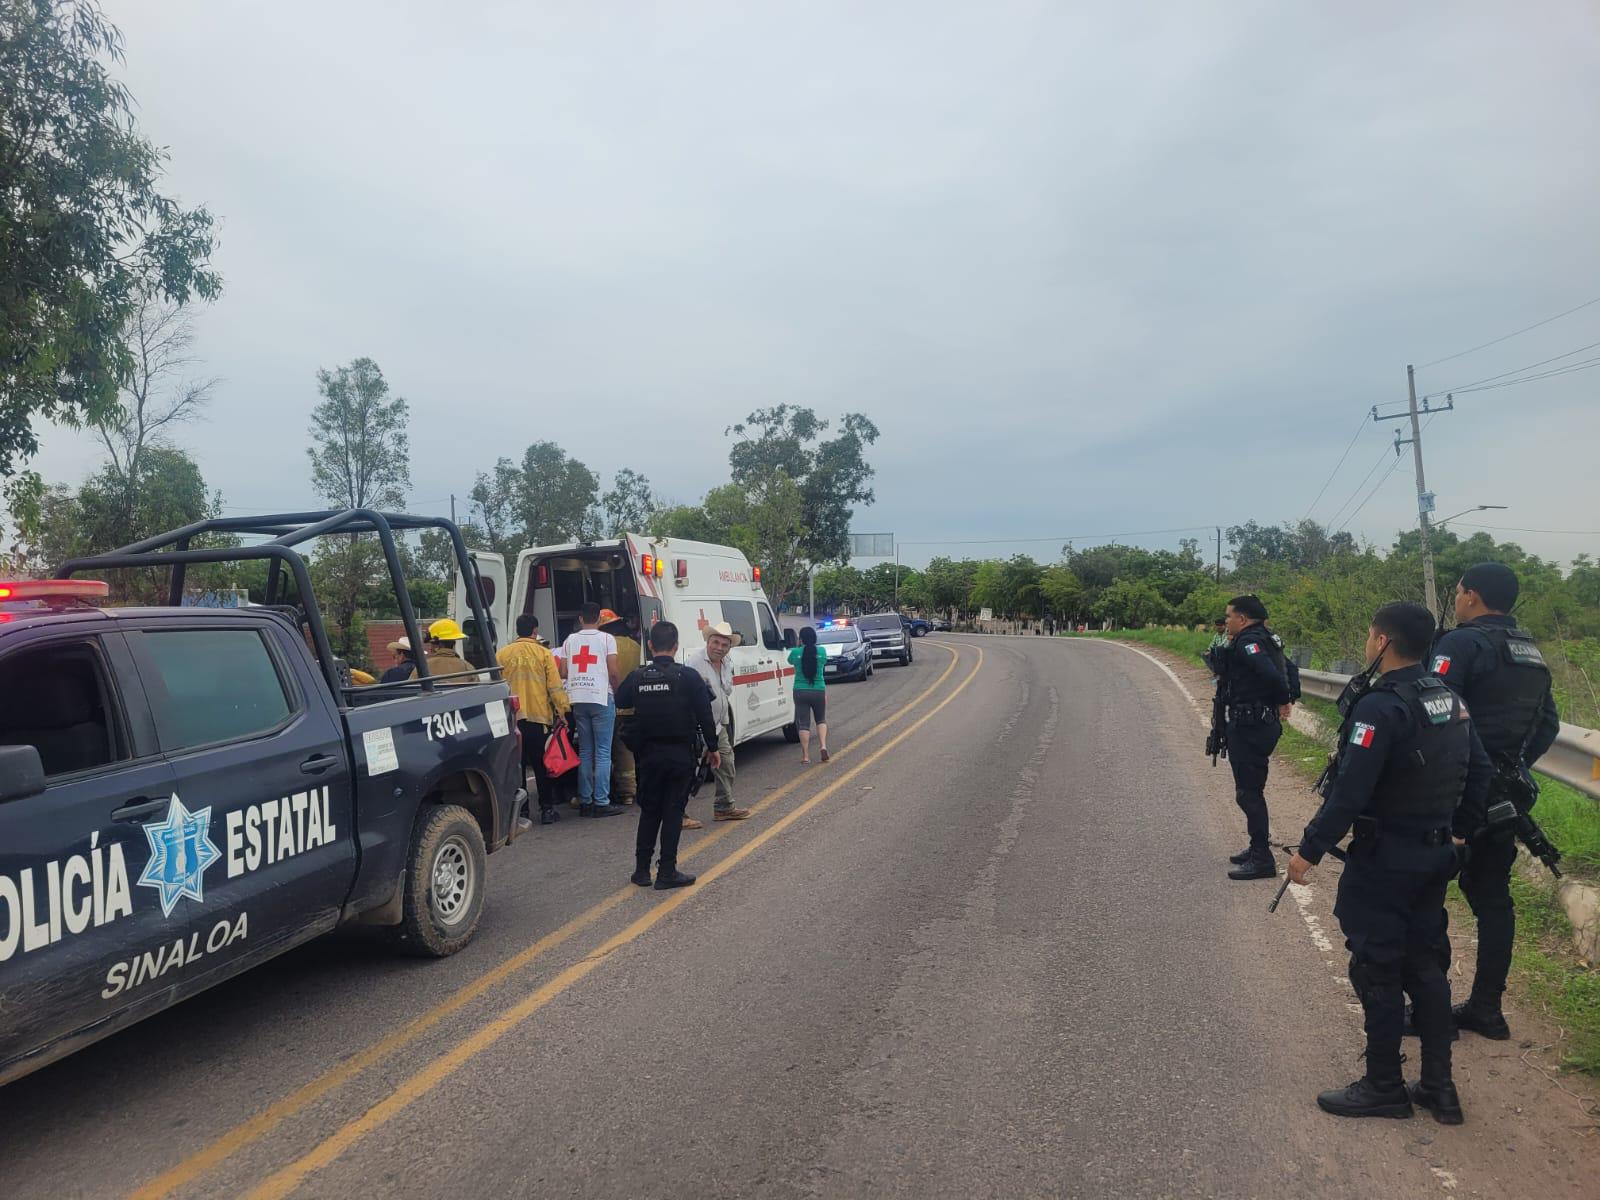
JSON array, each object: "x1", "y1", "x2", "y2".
[
  {"x1": 393, "y1": 803, "x2": 486, "y2": 957},
  {"x1": 783, "y1": 722, "x2": 801, "y2": 743}
]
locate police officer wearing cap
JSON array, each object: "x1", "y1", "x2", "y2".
[
  {"x1": 1217, "y1": 595, "x2": 1299, "y2": 880},
  {"x1": 1427, "y1": 562, "x2": 1560, "y2": 1040},
  {"x1": 617, "y1": 620, "x2": 720, "y2": 890},
  {"x1": 1288, "y1": 602, "x2": 1491, "y2": 1123}
]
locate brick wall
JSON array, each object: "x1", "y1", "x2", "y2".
[{"x1": 366, "y1": 620, "x2": 410, "y2": 673}]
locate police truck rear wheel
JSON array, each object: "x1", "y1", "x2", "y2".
[{"x1": 394, "y1": 804, "x2": 486, "y2": 957}]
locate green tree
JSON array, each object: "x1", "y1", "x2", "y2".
[
  {"x1": 922, "y1": 556, "x2": 977, "y2": 618},
  {"x1": 727, "y1": 405, "x2": 880, "y2": 568},
  {"x1": 305, "y1": 358, "x2": 412, "y2": 660},
  {"x1": 469, "y1": 441, "x2": 599, "y2": 563},
  {"x1": 600, "y1": 468, "x2": 656, "y2": 536},
  {"x1": 1, "y1": 0, "x2": 220, "y2": 478},
  {"x1": 1039, "y1": 564, "x2": 1086, "y2": 621},
  {"x1": 1093, "y1": 578, "x2": 1170, "y2": 628}
]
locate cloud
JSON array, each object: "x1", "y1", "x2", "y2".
[{"x1": 30, "y1": 0, "x2": 1600, "y2": 567}]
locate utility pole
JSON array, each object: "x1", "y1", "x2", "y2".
[
  {"x1": 1215, "y1": 526, "x2": 1222, "y2": 583},
  {"x1": 450, "y1": 494, "x2": 457, "y2": 523},
  {"x1": 1373, "y1": 366, "x2": 1453, "y2": 617}
]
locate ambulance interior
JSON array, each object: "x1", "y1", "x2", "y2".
[{"x1": 524, "y1": 545, "x2": 647, "y2": 650}]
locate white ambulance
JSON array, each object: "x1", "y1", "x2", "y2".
[{"x1": 453, "y1": 535, "x2": 798, "y2": 746}]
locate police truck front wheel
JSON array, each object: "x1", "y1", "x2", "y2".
[{"x1": 393, "y1": 804, "x2": 487, "y2": 957}]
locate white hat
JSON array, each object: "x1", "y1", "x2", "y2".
[
  {"x1": 386, "y1": 636, "x2": 412, "y2": 654},
  {"x1": 703, "y1": 621, "x2": 735, "y2": 641}
]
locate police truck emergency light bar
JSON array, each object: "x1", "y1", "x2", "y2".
[{"x1": 0, "y1": 580, "x2": 110, "y2": 601}]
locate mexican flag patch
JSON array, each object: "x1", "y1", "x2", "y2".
[
  {"x1": 1246, "y1": 643, "x2": 1261, "y2": 655},
  {"x1": 1349, "y1": 722, "x2": 1376, "y2": 748},
  {"x1": 1431, "y1": 655, "x2": 1451, "y2": 675}
]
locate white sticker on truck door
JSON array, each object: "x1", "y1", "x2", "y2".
[
  {"x1": 486, "y1": 700, "x2": 509, "y2": 738},
  {"x1": 362, "y1": 727, "x2": 399, "y2": 776}
]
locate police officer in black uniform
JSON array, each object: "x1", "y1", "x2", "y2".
[
  {"x1": 1427, "y1": 562, "x2": 1559, "y2": 1040},
  {"x1": 616, "y1": 620, "x2": 720, "y2": 891},
  {"x1": 1288, "y1": 602, "x2": 1491, "y2": 1123},
  {"x1": 1217, "y1": 595, "x2": 1299, "y2": 880}
]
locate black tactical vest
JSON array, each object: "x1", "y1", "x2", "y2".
[
  {"x1": 1364, "y1": 676, "x2": 1472, "y2": 825},
  {"x1": 1455, "y1": 624, "x2": 1551, "y2": 758},
  {"x1": 629, "y1": 662, "x2": 699, "y2": 747}
]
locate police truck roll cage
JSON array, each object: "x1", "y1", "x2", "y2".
[{"x1": 53, "y1": 509, "x2": 499, "y2": 702}]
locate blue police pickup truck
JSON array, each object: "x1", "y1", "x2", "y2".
[{"x1": 0, "y1": 510, "x2": 524, "y2": 1086}]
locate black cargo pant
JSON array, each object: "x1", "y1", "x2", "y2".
[
  {"x1": 636, "y1": 746, "x2": 697, "y2": 874},
  {"x1": 1458, "y1": 831, "x2": 1518, "y2": 1012},
  {"x1": 518, "y1": 720, "x2": 559, "y2": 812},
  {"x1": 1226, "y1": 712, "x2": 1281, "y2": 857},
  {"x1": 1334, "y1": 841, "x2": 1457, "y2": 1083}
]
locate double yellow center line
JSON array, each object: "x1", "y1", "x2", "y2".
[{"x1": 131, "y1": 642, "x2": 985, "y2": 1200}]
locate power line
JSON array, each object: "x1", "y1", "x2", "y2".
[
  {"x1": 1426, "y1": 340, "x2": 1600, "y2": 397},
  {"x1": 1301, "y1": 412, "x2": 1370, "y2": 521},
  {"x1": 1416, "y1": 294, "x2": 1600, "y2": 370},
  {"x1": 1324, "y1": 443, "x2": 1392, "y2": 531},
  {"x1": 1455, "y1": 522, "x2": 1600, "y2": 536},
  {"x1": 897, "y1": 525, "x2": 1218, "y2": 547},
  {"x1": 1449, "y1": 355, "x2": 1600, "y2": 396},
  {"x1": 1336, "y1": 453, "x2": 1406, "y2": 534}
]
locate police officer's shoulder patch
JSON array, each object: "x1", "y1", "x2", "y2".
[
  {"x1": 1349, "y1": 721, "x2": 1376, "y2": 748},
  {"x1": 1246, "y1": 642, "x2": 1261, "y2": 655},
  {"x1": 1431, "y1": 654, "x2": 1451, "y2": 675}
]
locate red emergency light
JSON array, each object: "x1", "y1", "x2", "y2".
[
  {"x1": 0, "y1": 580, "x2": 109, "y2": 601},
  {"x1": 534, "y1": 564, "x2": 550, "y2": 588},
  {"x1": 752, "y1": 566, "x2": 762, "y2": 583},
  {"x1": 641, "y1": 554, "x2": 654, "y2": 578},
  {"x1": 674, "y1": 558, "x2": 688, "y2": 580}
]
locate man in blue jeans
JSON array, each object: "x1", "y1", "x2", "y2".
[{"x1": 558, "y1": 602, "x2": 624, "y2": 818}]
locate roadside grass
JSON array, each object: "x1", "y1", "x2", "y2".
[
  {"x1": 1092, "y1": 629, "x2": 1600, "y2": 1076},
  {"x1": 1061, "y1": 628, "x2": 1213, "y2": 660}
]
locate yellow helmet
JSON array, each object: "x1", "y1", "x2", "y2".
[{"x1": 427, "y1": 618, "x2": 468, "y2": 643}]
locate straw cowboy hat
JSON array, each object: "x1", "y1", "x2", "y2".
[{"x1": 703, "y1": 620, "x2": 736, "y2": 642}]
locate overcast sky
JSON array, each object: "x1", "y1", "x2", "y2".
[{"x1": 30, "y1": 0, "x2": 1600, "y2": 569}]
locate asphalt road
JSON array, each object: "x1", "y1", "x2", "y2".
[{"x1": 2, "y1": 635, "x2": 1595, "y2": 1199}]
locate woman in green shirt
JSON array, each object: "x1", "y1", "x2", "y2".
[{"x1": 787, "y1": 626, "x2": 829, "y2": 764}]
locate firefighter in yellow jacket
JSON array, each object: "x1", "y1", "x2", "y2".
[{"x1": 498, "y1": 613, "x2": 572, "y2": 823}]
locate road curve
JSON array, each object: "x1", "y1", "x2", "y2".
[{"x1": 0, "y1": 635, "x2": 1593, "y2": 1199}]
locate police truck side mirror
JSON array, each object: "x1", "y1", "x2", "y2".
[
  {"x1": 784, "y1": 628, "x2": 797, "y2": 649},
  {"x1": 0, "y1": 744, "x2": 46, "y2": 803}
]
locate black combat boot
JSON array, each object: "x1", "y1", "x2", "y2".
[
  {"x1": 1227, "y1": 852, "x2": 1276, "y2": 881},
  {"x1": 1316, "y1": 1076, "x2": 1414, "y2": 1119},
  {"x1": 1408, "y1": 1078, "x2": 1464, "y2": 1125},
  {"x1": 1452, "y1": 1001, "x2": 1510, "y2": 1041},
  {"x1": 1229, "y1": 847, "x2": 1254, "y2": 864},
  {"x1": 540, "y1": 807, "x2": 558, "y2": 825},
  {"x1": 654, "y1": 868, "x2": 696, "y2": 890},
  {"x1": 1402, "y1": 1002, "x2": 1460, "y2": 1040},
  {"x1": 630, "y1": 857, "x2": 653, "y2": 887}
]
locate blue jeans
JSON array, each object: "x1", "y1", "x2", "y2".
[{"x1": 573, "y1": 701, "x2": 615, "y2": 806}]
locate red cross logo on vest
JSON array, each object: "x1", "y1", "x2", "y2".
[{"x1": 570, "y1": 644, "x2": 599, "y2": 674}]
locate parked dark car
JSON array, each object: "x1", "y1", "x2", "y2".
[
  {"x1": 817, "y1": 622, "x2": 873, "y2": 682},
  {"x1": 901, "y1": 615, "x2": 932, "y2": 638}
]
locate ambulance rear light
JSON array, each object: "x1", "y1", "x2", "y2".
[
  {"x1": 0, "y1": 580, "x2": 109, "y2": 602},
  {"x1": 674, "y1": 559, "x2": 688, "y2": 579},
  {"x1": 534, "y1": 564, "x2": 550, "y2": 588},
  {"x1": 640, "y1": 554, "x2": 665, "y2": 579},
  {"x1": 752, "y1": 566, "x2": 762, "y2": 587}
]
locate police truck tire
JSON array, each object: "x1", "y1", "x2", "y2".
[
  {"x1": 393, "y1": 803, "x2": 487, "y2": 958},
  {"x1": 783, "y1": 722, "x2": 800, "y2": 743}
]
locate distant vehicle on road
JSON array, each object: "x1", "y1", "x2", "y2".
[
  {"x1": 856, "y1": 613, "x2": 914, "y2": 666},
  {"x1": 902, "y1": 615, "x2": 932, "y2": 638},
  {"x1": 817, "y1": 621, "x2": 873, "y2": 682},
  {"x1": 1, "y1": 511, "x2": 524, "y2": 1088}
]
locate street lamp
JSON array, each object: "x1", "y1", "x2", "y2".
[{"x1": 1434, "y1": 504, "x2": 1507, "y2": 529}]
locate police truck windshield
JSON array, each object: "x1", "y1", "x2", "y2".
[{"x1": 818, "y1": 628, "x2": 859, "y2": 645}]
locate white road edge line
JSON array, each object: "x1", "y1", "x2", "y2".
[{"x1": 1063, "y1": 636, "x2": 1353, "y2": 988}]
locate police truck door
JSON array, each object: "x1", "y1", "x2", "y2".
[
  {"x1": 125, "y1": 619, "x2": 357, "y2": 986},
  {"x1": 0, "y1": 631, "x2": 182, "y2": 1068}
]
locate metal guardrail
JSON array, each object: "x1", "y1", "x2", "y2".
[{"x1": 1299, "y1": 669, "x2": 1600, "y2": 801}]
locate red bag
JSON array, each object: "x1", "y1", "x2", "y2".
[{"x1": 543, "y1": 723, "x2": 580, "y2": 777}]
